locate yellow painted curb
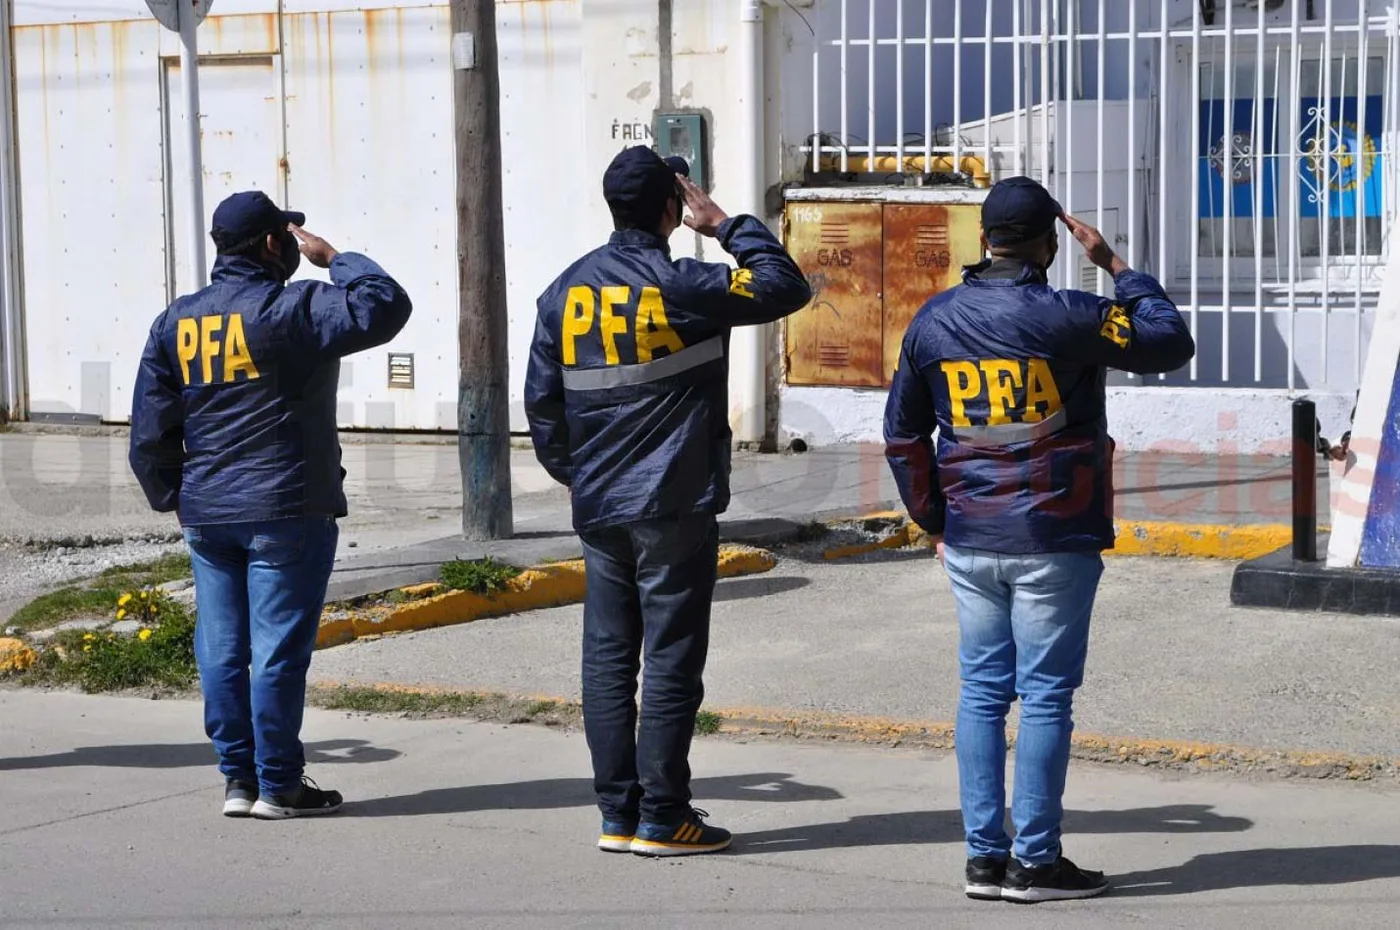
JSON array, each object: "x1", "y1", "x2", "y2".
[
  {"x1": 316, "y1": 544, "x2": 776, "y2": 649},
  {"x1": 823, "y1": 510, "x2": 1308, "y2": 562},
  {"x1": 1109, "y1": 520, "x2": 1300, "y2": 560},
  {"x1": 0, "y1": 637, "x2": 37, "y2": 673}
]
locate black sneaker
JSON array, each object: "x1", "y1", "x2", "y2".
[
  {"x1": 250, "y1": 777, "x2": 343, "y2": 820},
  {"x1": 631, "y1": 808, "x2": 732, "y2": 857},
  {"x1": 1002, "y1": 856, "x2": 1109, "y2": 903},
  {"x1": 965, "y1": 856, "x2": 1007, "y2": 900},
  {"x1": 222, "y1": 779, "x2": 258, "y2": 818}
]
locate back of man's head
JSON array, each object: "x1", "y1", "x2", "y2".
[
  {"x1": 981, "y1": 176, "x2": 1062, "y2": 266},
  {"x1": 602, "y1": 146, "x2": 689, "y2": 234}
]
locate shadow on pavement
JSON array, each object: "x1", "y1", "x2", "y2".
[
  {"x1": 0, "y1": 739, "x2": 400, "y2": 770},
  {"x1": 713, "y1": 575, "x2": 811, "y2": 602},
  {"x1": 729, "y1": 804, "x2": 1253, "y2": 856},
  {"x1": 352, "y1": 772, "x2": 843, "y2": 817},
  {"x1": 1111, "y1": 845, "x2": 1400, "y2": 896}
]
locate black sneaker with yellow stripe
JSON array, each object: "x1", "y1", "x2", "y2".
[{"x1": 630, "y1": 808, "x2": 731, "y2": 857}]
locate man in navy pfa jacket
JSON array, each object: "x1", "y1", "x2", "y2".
[
  {"x1": 526, "y1": 146, "x2": 811, "y2": 856},
  {"x1": 129, "y1": 192, "x2": 412, "y2": 820},
  {"x1": 884, "y1": 177, "x2": 1194, "y2": 902}
]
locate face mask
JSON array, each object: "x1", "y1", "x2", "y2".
[{"x1": 278, "y1": 234, "x2": 302, "y2": 280}]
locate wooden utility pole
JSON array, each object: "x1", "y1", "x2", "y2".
[{"x1": 451, "y1": 0, "x2": 513, "y2": 540}]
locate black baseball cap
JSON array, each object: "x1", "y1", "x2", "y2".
[
  {"x1": 981, "y1": 176, "x2": 1062, "y2": 246},
  {"x1": 603, "y1": 146, "x2": 690, "y2": 221},
  {"x1": 210, "y1": 191, "x2": 306, "y2": 253}
]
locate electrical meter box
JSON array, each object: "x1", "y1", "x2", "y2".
[{"x1": 655, "y1": 113, "x2": 708, "y2": 189}]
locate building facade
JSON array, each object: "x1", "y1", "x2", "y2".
[{"x1": 0, "y1": 0, "x2": 1394, "y2": 453}]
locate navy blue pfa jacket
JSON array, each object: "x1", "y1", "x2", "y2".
[
  {"x1": 884, "y1": 259, "x2": 1195, "y2": 553},
  {"x1": 526, "y1": 216, "x2": 812, "y2": 531},
  {"x1": 129, "y1": 253, "x2": 412, "y2": 525}
]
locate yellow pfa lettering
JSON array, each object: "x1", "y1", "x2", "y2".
[
  {"x1": 199, "y1": 315, "x2": 223, "y2": 385},
  {"x1": 598, "y1": 287, "x2": 631, "y2": 366},
  {"x1": 176, "y1": 318, "x2": 198, "y2": 385},
  {"x1": 941, "y1": 361, "x2": 981, "y2": 428},
  {"x1": 979, "y1": 360, "x2": 1023, "y2": 426},
  {"x1": 1024, "y1": 359, "x2": 1063, "y2": 422},
  {"x1": 943, "y1": 358, "x2": 1064, "y2": 428},
  {"x1": 634, "y1": 286, "x2": 685, "y2": 362},
  {"x1": 222, "y1": 313, "x2": 260, "y2": 382},
  {"x1": 729, "y1": 268, "x2": 756, "y2": 299},
  {"x1": 561, "y1": 286, "x2": 596, "y2": 366},
  {"x1": 1099, "y1": 304, "x2": 1131, "y2": 348}
]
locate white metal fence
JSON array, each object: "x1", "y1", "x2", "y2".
[{"x1": 799, "y1": 0, "x2": 1400, "y2": 392}]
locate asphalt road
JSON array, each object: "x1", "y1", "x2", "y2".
[
  {"x1": 4, "y1": 691, "x2": 1400, "y2": 928},
  {"x1": 312, "y1": 550, "x2": 1400, "y2": 759}
]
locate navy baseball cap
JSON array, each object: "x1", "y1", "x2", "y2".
[
  {"x1": 210, "y1": 191, "x2": 305, "y2": 252},
  {"x1": 603, "y1": 146, "x2": 690, "y2": 220},
  {"x1": 981, "y1": 176, "x2": 1062, "y2": 246}
]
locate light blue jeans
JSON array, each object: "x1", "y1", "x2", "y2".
[
  {"x1": 183, "y1": 516, "x2": 339, "y2": 795},
  {"x1": 943, "y1": 545, "x2": 1104, "y2": 866}
]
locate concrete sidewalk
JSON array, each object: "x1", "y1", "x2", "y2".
[
  {"x1": 4, "y1": 690, "x2": 1400, "y2": 928},
  {"x1": 312, "y1": 551, "x2": 1400, "y2": 763}
]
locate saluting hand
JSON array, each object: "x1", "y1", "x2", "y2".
[
  {"x1": 290, "y1": 224, "x2": 340, "y2": 269},
  {"x1": 1061, "y1": 212, "x2": 1128, "y2": 278},
  {"x1": 678, "y1": 175, "x2": 730, "y2": 238}
]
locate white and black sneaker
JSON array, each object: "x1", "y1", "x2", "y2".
[
  {"x1": 1001, "y1": 855, "x2": 1109, "y2": 903},
  {"x1": 965, "y1": 856, "x2": 1008, "y2": 900},
  {"x1": 223, "y1": 779, "x2": 258, "y2": 818},
  {"x1": 250, "y1": 777, "x2": 343, "y2": 820}
]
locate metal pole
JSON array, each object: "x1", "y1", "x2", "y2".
[
  {"x1": 179, "y1": 0, "x2": 208, "y2": 289},
  {"x1": 1292, "y1": 398, "x2": 1318, "y2": 562},
  {"x1": 451, "y1": 0, "x2": 513, "y2": 540}
]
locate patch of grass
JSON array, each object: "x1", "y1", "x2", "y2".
[
  {"x1": 20, "y1": 594, "x2": 196, "y2": 693},
  {"x1": 525, "y1": 699, "x2": 557, "y2": 717},
  {"x1": 695, "y1": 710, "x2": 723, "y2": 736},
  {"x1": 440, "y1": 557, "x2": 521, "y2": 595},
  {"x1": 8, "y1": 553, "x2": 193, "y2": 634},
  {"x1": 98, "y1": 552, "x2": 192, "y2": 586},
  {"x1": 311, "y1": 685, "x2": 486, "y2": 716}
]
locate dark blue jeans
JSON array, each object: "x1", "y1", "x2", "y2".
[
  {"x1": 579, "y1": 512, "x2": 719, "y2": 826},
  {"x1": 183, "y1": 516, "x2": 339, "y2": 794}
]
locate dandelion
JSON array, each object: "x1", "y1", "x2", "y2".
[
  {"x1": 116, "y1": 609, "x2": 127, "y2": 621},
  {"x1": 139, "y1": 591, "x2": 149, "y2": 601},
  {"x1": 83, "y1": 644, "x2": 92, "y2": 653},
  {"x1": 138, "y1": 629, "x2": 153, "y2": 642},
  {"x1": 83, "y1": 633, "x2": 96, "y2": 642},
  {"x1": 118, "y1": 593, "x2": 134, "y2": 607}
]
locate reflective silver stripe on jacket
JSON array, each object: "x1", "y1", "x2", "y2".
[
  {"x1": 953, "y1": 408, "x2": 1068, "y2": 447},
  {"x1": 561, "y1": 336, "x2": 724, "y2": 391}
]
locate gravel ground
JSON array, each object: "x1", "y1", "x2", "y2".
[{"x1": 0, "y1": 538, "x2": 189, "y2": 625}]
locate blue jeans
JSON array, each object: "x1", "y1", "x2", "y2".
[
  {"x1": 943, "y1": 545, "x2": 1104, "y2": 866},
  {"x1": 578, "y1": 512, "x2": 719, "y2": 826},
  {"x1": 183, "y1": 516, "x2": 339, "y2": 794}
]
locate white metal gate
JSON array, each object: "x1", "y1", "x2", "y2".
[{"x1": 800, "y1": 0, "x2": 1400, "y2": 392}]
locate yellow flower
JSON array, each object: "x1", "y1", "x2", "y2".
[
  {"x1": 118, "y1": 593, "x2": 134, "y2": 607},
  {"x1": 139, "y1": 591, "x2": 149, "y2": 601},
  {"x1": 116, "y1": 609, "x2": 127, "y2": 621},
  {"x1": 83, "y1": 633, "x2": 96, "y2": 641},
  {"x1": 138, "y1": 628, "x2": 153, "y2": 642},
  {"x1": 82, "y1": 644, "x2": 92, "y2": 653}
]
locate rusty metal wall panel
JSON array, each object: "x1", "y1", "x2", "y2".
[
  {"x1": 881, "y1": 203, "x2": 983, "y2": 384},
  {"x1": 783, "y1": 202, "x2": 883, "y2": 387}
]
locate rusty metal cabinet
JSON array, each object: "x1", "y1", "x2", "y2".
[{"x1": 783, "y1": 196, "x2": 983, "y2": 389}]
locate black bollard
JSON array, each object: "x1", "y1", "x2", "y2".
[{"x1": 1292, "y1": 398, "x2": 1318, "y2": 562}]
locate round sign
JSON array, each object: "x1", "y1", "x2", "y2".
[{"x1": 145, "y1": 0, "x2": 212, "y2": 33}]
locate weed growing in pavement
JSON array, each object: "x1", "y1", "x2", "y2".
[
  {"x1": 440, "y1": 557, "x2": 522, "y2": 595},
  {"x1": 8, "y1": 553, "x2": 193, "y2": 633},
  {"x1": 695, "y1": 710, "x2": 723, "y2": 736}
]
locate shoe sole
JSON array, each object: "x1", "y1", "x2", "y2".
[
  {"x1": 598, "y1": 835, "x2": 635, "y2": 853},
  {"x1": 1002, "y1": 884, "x2": 1110, "y2": 904},
  {"x1": 250, "y1": 799, "x2": 343, "y2": 820},
  {"x1": 964, "y1": 882, "x2": 1002, "y2": 901},
  {"x1": 222, "y1": 799, "x2": 255, "y2": 818},
  {"x1": 630, "y1": 837, "x2": 732, "y2": 857}
]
